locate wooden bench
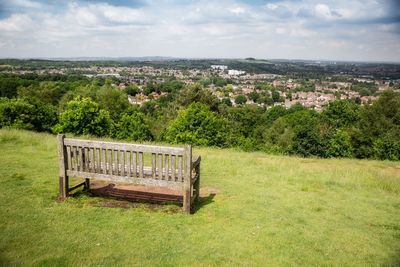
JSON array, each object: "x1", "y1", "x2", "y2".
[{"x1": 57, "y1": 134, "x2": 201, "y2": 213}]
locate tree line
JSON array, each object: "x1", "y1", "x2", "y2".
[{"x1": 0, "y1": 73, "x2": 399, "y2": 160}]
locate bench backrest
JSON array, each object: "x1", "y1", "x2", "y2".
[{"x1": 58, "y1": 135, "x2": 192, "y2": 189}]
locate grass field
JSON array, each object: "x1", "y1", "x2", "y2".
[{"x1": 0, "y1": 129, "x2": 399, "y2": 266}]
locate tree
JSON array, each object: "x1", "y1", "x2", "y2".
[
  {"x1": 248, "y1": 91, "x2": 260, "y2": 102},
  {"x1": 177, "y1": 83, "x2": 219, "y2": 111},
  {"x1": 235, "y1": 95, "x2": 247, "y2": 105},
  {"x1": 17, "y1": 81, "x2": 66, "y2": 106},
  {"x1": 0, "y1": 97, "x2": 57, "y2": 132},
  {"x1": 221, "y1": 98, "x2": 232, "y2": 107},
  {"x1": 262, "y1": 117, "x2": 294, "y2": 154},
  {"x1": 96, "y1": 86, "x2": 130, "y2": 120},
  {"x1": 272, "y1": 90, "x2": 281, "y2": 103},
  {"x1": 328, "y1": 129, "x2": 353, "y2": 158},
  {"x1": 163, "y1": 103, "x2": 228, "y2": 146},
  {"x1": 226, "y1": 105, "x2": 263, "y2": 137},
  {"x1": 354, "y1": 91, "x2": 400, "y2": 159},
  {"x1": 54, "y1": 97, "x2": 112, "y2": 136},
  {"x1": 113, "y1": 111, "x2": 153, "y2": 141},
  {"x1": 287, "y1": 110, "x2": 331, "y2": 157},
  {"x1": 124, "y1": 84, "x2": 140, "y2": 96},
  {"x1": 262, "y1": 106, "x2": 287, "y2": 125},
  {"x1": 321, "y1": 100, "x2": 360, "y2": 128}
]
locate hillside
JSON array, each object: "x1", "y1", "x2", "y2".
[{"x1": 0, "y1": 129, "x2": 399, "y2": 266}]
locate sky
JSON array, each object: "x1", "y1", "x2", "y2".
[{"x1": 0, "y1": 0, "x2": 399, "y2": 61}]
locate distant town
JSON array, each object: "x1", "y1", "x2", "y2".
[{"x1": 1, "y1": 58, "x2": 399, "y2": 111}]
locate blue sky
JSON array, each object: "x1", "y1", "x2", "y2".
[{"x1": 0, "y1": 0, "x2": 399, "y2": 61}]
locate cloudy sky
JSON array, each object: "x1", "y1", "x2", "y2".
[{"x1": 0, "y1": 0, "x2": 399, "y2": 61}]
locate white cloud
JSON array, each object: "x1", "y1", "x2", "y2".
[
  {"x1": 0, "y1": 0, "x2": 398, "y2": 61},
  {"x1": 0, "y1": 13, "x2": 33, "y2": 32},
  {"x1": 314, "y1": 4, "x2": 333, "y2": 19},
  {"x1": 266, "y1": 4, "x2": 278, "y2": 11},
  {"x1": 10, "y1": 0, "x2": 42, "y2": 9},
  {"x1": 229, "y1": 6, "x2": 246, "y2": 15}
]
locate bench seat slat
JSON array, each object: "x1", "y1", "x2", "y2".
[{"x1": 66, "y1": 170, "x2": 183, "y2": 189}]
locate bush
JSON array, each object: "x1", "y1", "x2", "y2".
[
  {"x1": 113, "y1": 111, "x2": 153, "y2": 141},
  {"x1": 163, "y1": 102, "x2": 228, "y2": 146},
  {"x1": 54, "y1": 97, "x2": 112, "y2": 136},
  {"x1": 328, "y1": 129, "x2": 353, "y2": 158},
  {"x1": 262, "y1": 118, "x2": 294, "y2": 154},
  {"x1": 0, "y1": 97, "x2": 57, "y2": 132},
  {"x1": 235, "y1": 95, "x2": 247, "y2": 105},
  {"x1": 96, "y1": 86, "x2": 130, "y2": 120},
  {"x1": 124, "y1": 84, "x2": 140, "y2": 96},
  {"x1": 177, "y1": 83, "x2": 219, "y2": 111},
  {"x1": 321, "y1": 100, "x2": 360, "y2": 128},
  {"x1": 373, "y1": 132, "x2": 400, "y2": 160}
]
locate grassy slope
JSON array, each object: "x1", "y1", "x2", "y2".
[{"x1": 0, "y1": 129, "x2": 399, "y2": 267}]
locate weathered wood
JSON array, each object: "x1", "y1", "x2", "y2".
[
  {"x1": 95, "y1": 148, "x2": 100, "y2": 173},
  {"x1": 58, "y1": 136, "x2": 201, "y2": 213},
  {"x1": 102, "y1": 148, "x2": 106, "y2": 174},
  {"x1": 121, "y1": 150, "x2": 125, "y2": 176},
  {"x1": 75, "y1": 146, "x2": 79, "y2": 171},
  {"x1": 132, "y1": 152, "x2": 137, "y2": 177},
  {"x1": 127, "y1": 151, "x2": 131, "y2": 177},
  {"x1": 152, "y1": 153, "x2": 156, "y2": 179},
  {"x1": 158, "y1": 153, "x2": 163, "y2": 179},
  {"x1": 107, "y1": 149, "x2": 111, "y2": 174},
  {"x1": 66, "y1": 146, "x2": 72, "y2": 171},
  {"x1": 183, "y1": 145, "x2": 192, "y2": 213},
  {"x1": 85, "y1": 178, "x2": 90, "y2": 191},
  {"x1": 171, "y1": 155, "x2": 176, "y2": 181},
  {"x1": 91, "y1": 147, "x2": 95, "y2": 173},
  {"x1": 139, "y1": 152, "x2": 143, "y2": 178},
  {"x1": 164, "y1": 154, "x2": 169, "y2": 180},
  {"x1": 66, "y1": 170, "x2": 183, "y2": 189},
  {"x1": 192, "y1": 155, "x2": 201, "y2": 168},
  {"x1": 178, "y1": 156, "x2": 183, "y2": 181},
  {"x1": 79, "y1": 147, "x2": 84, "y2": 172},
  {"x1": 64, "y1": 138, "x2": 185, "y2": 155},
  {"x1": 58, "y1": 134, "x2": 68, "y2": 200},
  {"x1": 68, "y1": 181, "x2": 86, "y2": 192},
  {"x1": 84, "y1": 147, "x2": 89, "y2": 171},
  {"x1": 113, "y1": 149, "x2": 118, "y2": 175}
]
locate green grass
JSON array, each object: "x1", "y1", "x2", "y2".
[{"x1": 0, "y1": 129, "x2": 399, "y2": 266}]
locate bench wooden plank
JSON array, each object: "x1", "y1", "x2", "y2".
[
  {"x1": 152, "y1": 153, "x2": 156, "y2": 179},
  {"x1": 132, "y1": 152, "x2": 137, "y2": 177},
  {"x1": 171, "y1": 155, "x2": 176, "y2": 181},
  {"x1": 139, "y1": 152, "x2": 143, "y2": 178},
  {"x1": 64, "y1": 138, "x2": 185, "y2": 155},
  {"x1": 66, "y1": 170, "x2": 183, "y2": 189},
  {"x1": 158, "y1": 153, "x2": 163, "y2": 179}
]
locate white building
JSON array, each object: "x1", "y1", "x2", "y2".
[
  {"x1": 228, "y1": 69, "x2": 245, "y2": 76},
  {"x1": 211, "y1": 65, "x2": 228, "y2": 71}
]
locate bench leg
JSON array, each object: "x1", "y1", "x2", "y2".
[
  {"x1": 84, "y1": 178, "x2": 90, "y2": 191},
  {"x1": 183, "y1": 188, "x2": 191, "y2": 214},
  {"x1": 194, "y1": 178, "x2": 200, "y2": 203},
  {"x1": 59, "y1": 175, "x2": 69, "y2": 200}
]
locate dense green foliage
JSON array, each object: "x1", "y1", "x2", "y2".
[
  {"x1": 0, "y1": 73, "x2": 399, "y2": 160},
  {"x1": 163, "y1": 103, "x2": 228, "y2": 146},
  {"x1": 54, "y1": 98, "x2": 112, "y2": 136},
  {"x1": 0, "y1": 97, "x2": 57, "y2": 132},
  {"x1": 113, "y1": 110, "x2": 153, "y2": 141}
]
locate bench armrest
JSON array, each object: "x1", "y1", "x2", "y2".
[{"x1": 192, "y1": 155, "x2": 201, "y2": 168}]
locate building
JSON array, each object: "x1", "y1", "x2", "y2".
[
  {"x1": 228, "y1": 69, "x2": 245, "y2": 76},
  {"x1": 211, "y1": 65, "x2": 228, "y2": 71}
]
